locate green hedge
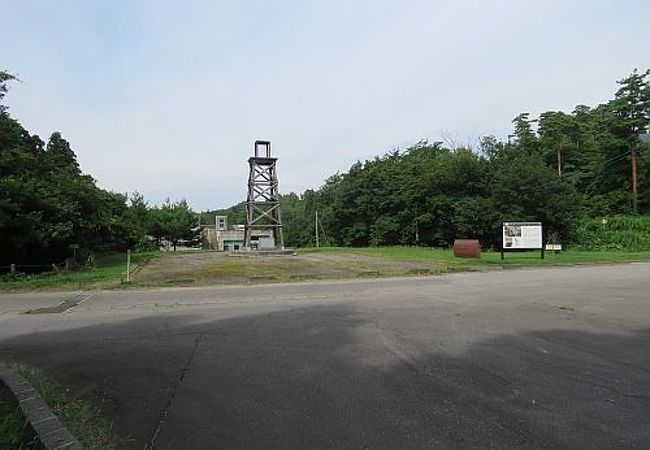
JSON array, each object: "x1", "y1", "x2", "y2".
[{"x1": 574, "y1": 216, "x2": 650, "y2": 251}]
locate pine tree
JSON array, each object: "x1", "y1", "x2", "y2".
[{"x1": 609, "y1": 69, "x2": 650, "y2": 212}]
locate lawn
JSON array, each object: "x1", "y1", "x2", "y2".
[
  {"x1": 3, "y1": 247, "x2": 650, "y2": 291},
  {"x1": 0, "y1": 251, "x2": 161, "y2": 292},
  {"x1": 306, "y1": 246, "x2": 650, "y2": 266}
]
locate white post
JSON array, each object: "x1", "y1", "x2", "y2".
[
  {"x1": 315, "y1": 211, "x2": 320, "y2": 248},
  {"x1": 126, "y1": 249, "x2": 131, "y2": 283}
]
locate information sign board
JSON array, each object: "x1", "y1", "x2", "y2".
[
  {"x1": 502, "y1": 222, "x2": 542, "y2": 249},
  {"x1": 501, "y1": 222, "x2": 544, "y2": 259}
]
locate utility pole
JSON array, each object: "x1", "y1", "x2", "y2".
[
  {"x1": 632, "y1": 142, "x2": 638, "y2": 212},
  {"x1": 557, "y1": 147, "x2": 562, "y2": 177}
]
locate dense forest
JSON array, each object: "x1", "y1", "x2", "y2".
[
  {"x1": 207, "y1": 70, "x2": 650, "y2": 250},
  {"x1": 0, "y1": 71, "x2": 197, "y2": 268},
  {"x1": 2, "y1": 68, "x2": 650, "y2": 270}
]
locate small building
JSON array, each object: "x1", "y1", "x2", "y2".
[{"x1": 201, "y1": 216, "x2": 273, "y2": 251}]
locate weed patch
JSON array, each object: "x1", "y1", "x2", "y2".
[{"x1": 5, "y1": 363, "x2": 121, "y2": 450}]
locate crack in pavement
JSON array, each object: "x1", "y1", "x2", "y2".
[{"x1": 146, "y1": 332, "x2": 204, "y2": 450}]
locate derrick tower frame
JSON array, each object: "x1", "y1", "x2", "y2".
[{"x1": 244, "y1": 140, "x2": 284, "y2": 250}]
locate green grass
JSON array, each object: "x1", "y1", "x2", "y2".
[
  {"x1": 4, "y1": 247, "x2": 650, "y2": 292},
  {"x1": 0, "y1": 385, "x2": 37, "y2": 450},
  {"x1": 301, "y1": 246, "x2": 650, "y2": 267},
  {"x1": 0, "y1": 251, "x2": 161, "y2": 292},
  {"x1": 155, "y1": 246, "x2": 650, "y2": 288},
  {"x1": 5, "y1": 363, "x2": 120, "y2": 449}
]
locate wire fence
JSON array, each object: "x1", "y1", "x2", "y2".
[{"x1": 0, "y1": 262, "x2": 67, "y2": 276}]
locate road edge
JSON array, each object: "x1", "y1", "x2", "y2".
[{"x1": 0, "y1": 364, "x2": 82, "y2": 450}]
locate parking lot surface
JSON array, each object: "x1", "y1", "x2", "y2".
[{"x1": 1, "y1": 264, "x2": 649, "y2": 449}]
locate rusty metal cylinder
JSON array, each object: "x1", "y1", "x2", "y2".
[{"x1": 453, "y1": 239, "x2": 481, "y2": 258}]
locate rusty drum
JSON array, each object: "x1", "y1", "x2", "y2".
[{"x1": 453, "y1": 239, "x2": 481, "y2": 258}]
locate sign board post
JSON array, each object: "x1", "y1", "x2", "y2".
[{"x1": 501, "y1": 222, "x2": 544, "y2": 260}]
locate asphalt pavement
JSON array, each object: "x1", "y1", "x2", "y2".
[{"x1": 1, "y1": 264, "x2": 649, "y2": 449}]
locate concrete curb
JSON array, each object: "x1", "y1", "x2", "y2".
[{"x1": 0, "y1": 364, "x2": 82, "y2": 450}]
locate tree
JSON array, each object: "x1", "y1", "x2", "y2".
[
  {"x1": 490, "y1": 155, "x2": 581, "y2": 243},
  {"x1": 0, "y1": 76, "x2": 135, "y2": 266},
  {"x1": 609, "y1": 69, "x2": 650, "y2": 212},
  {"x1": 150, "y1": 199, "x2": 197, "y2": 251},
  {"x1": 479, "y1": 135, "x2": 506, "y2": 160},
  {"x1": 511, "y1": 113, "x2": 538, "y2": 155},
  {"x1": 46, "y1": 132, "x2": 80, "y2": 173},
  {"x1": 0, "y1": 71, "x2": 18, "y2": 113},
  {"x1": 538, "y1": 111, "x2": 580, "y2": 177},
  {"x1": 279, "y1": 193, "x2": 313, "y2": 247},
  {"x1": 123, "y1": 192, "x2": 153, "y2": 249}
]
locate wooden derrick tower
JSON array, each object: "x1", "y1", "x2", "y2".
[{"x1": 244, "y1": 140, "x2": 284, "y2": 250}]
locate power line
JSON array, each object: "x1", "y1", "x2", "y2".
[{"x1": 602, "y1": 150, "x2": 632, "y2": 168}]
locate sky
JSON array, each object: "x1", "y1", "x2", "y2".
[{"x1": 2, "y1": 0, "x2": 649, "y2": 211}]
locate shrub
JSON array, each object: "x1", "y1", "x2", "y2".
[{"x1": 573, "y1": 216, "x2": 650, "y2": 250}]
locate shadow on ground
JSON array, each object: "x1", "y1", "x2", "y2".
[{"x1": 1, "y1": 305, "x2": 649, "y2": 449}]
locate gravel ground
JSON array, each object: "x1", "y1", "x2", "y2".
[{"x1": 136, "y1": 250, "x2": 446, "y2": 286}]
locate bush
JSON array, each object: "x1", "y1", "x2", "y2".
[{"x1": 573, "y1": 216, "x2": 650, "y2": 251}]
